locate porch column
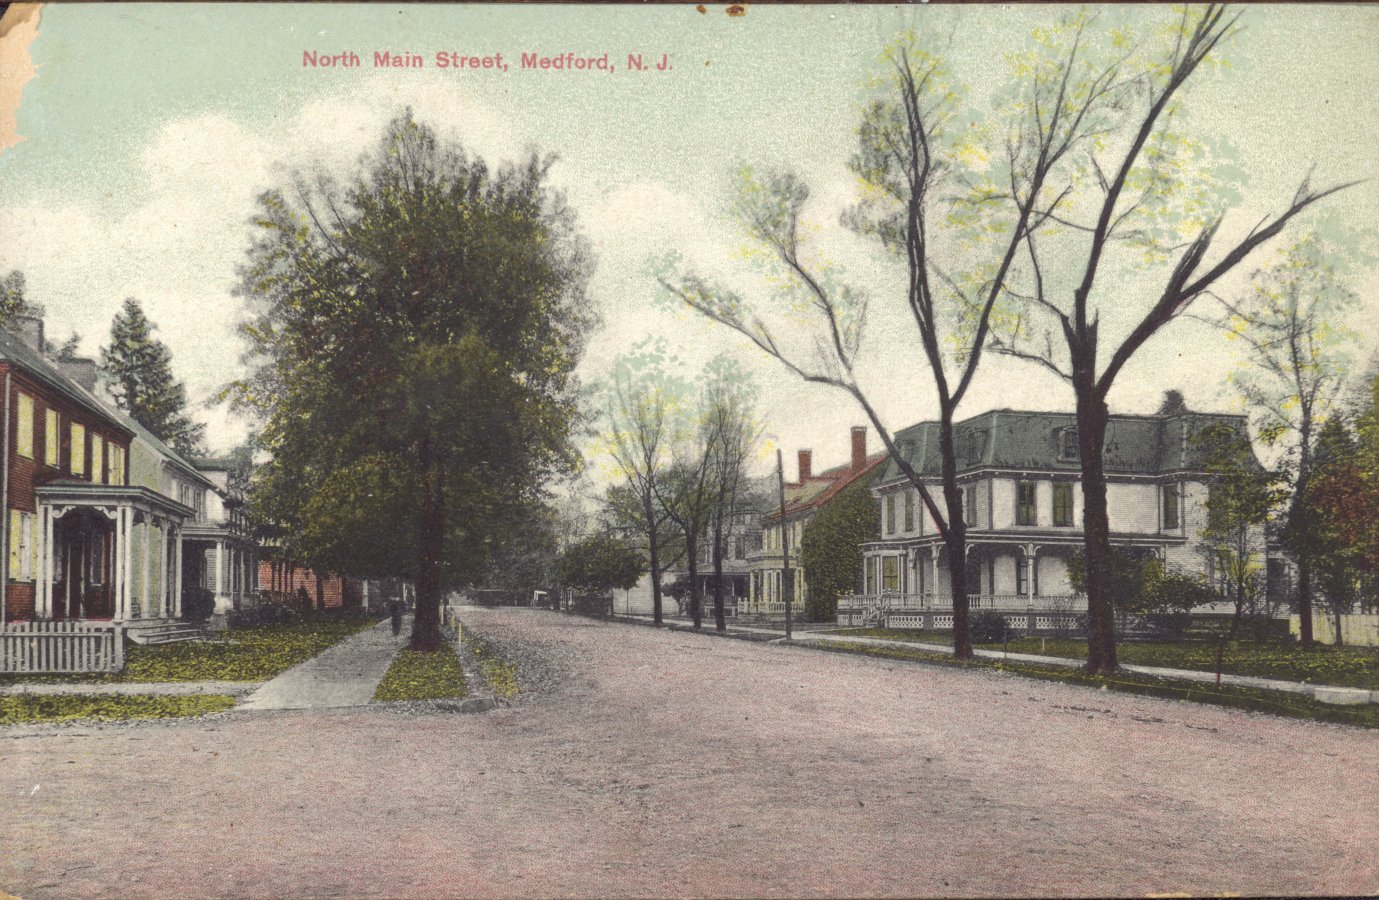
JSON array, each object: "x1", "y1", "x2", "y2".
[
  {"x1": 140, "y1": 514, "x2": 152, "y2": 620},
  {"x1": 1025, "y1": 543, "x2": 1038, "y2": 603},
  {"x1": 120, "y1": 507, "x2": 134, "y2": 622},
  {"x1": 214, "y1": 540, "x2": 230, "y2": 613},
  {"x1": 36, "y1": 507, "x2": 49, "y2": 619},
  {"x1": 930, "y1": 545, "x2": 940, "y2": 603},
  {"x1": 172, "y1": 526, "x2": 184, "y2": 618},
  {"x1": 158, "y1": 517, "x2": 169, "y2": 618}
]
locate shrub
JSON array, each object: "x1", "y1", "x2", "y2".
[
  {"x1": 181, "y1": 587, "x2": 216, "y2": 623},
  {"x1": 971, "y1": 610, "x2": 1019, "y2": 643}
]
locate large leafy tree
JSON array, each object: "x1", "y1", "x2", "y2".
[
  {"x1": 661, "y1": 31, "x2": 1079, "y2": 658},
  {"x1": 702, "y1": 356, "x2": 761, "y2": 634},
  {"x1": 596, "y1": 339, "x2": 691, "y2": 626},
  {"x1": 100, "y1": 298, "x2": 206, "y2": 457},
  {"x1": 1195, "y1": 422, "x2": 1284, "y2": 641},
  {"x1": 1297, "y1": 417, "x2": 1370, "y2": 643},
  {"x1": 236, "y1": 110, "x2": 594, "y2": 650},
  {"x1": 978, "y1": 6, "x2": 1355, "y2": 672},
  {"x1": 1211, "y1": 233, "x2": 1364, "y2": 645},
  {"x1": 556, "y1": 533, "x2": 645, "y2": 596}
]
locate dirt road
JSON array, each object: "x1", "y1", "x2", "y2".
[{"x1": 2, "y1": 607, "x2": 1375, "y2": 898}]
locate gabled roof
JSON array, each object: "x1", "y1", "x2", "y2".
[
  {"x1": 874, "y1": 408, "x2": 1262, "y2": 486},
  {"x1": 0, "y1": 329, "x2": 132, "y2": 437},
  {"x1": 107, "y1": 401, "x2": 215, "y2": 491},
  {"x1": 763, "y1": 453, "x2": 887, "y2": 523},
  {"x1": 49, "y1": 358, "x2": 218, "y2": 492}
]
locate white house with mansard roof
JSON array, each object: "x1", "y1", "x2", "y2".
[{"x1": 845, "y1": 407, "x2": 1268, "y2": 631}]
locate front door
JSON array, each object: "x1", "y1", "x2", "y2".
[{"x1": 53, "y1": 513, "x2": 113, "y2": 619}]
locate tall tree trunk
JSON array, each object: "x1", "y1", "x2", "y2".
[
  {"x1": 1296, "y1": 560, "x2": 1314, "y2": 647},
  {"x1": 712, "y1": 513, "x2": 727, "y2": 633},
  {"x1": 686, "y1": 531, "x2": 702, "y2": 629},
  {"x1": 1295, "y1": 411, "x2": 1316, "y2": 647},
  {"x1": 411, "y1": 435, "x2": 446, "y2": 652},
  {"x1": 937, "y1": 411, "x2": 973, "y2": 660},
  {"x1": 1077, "y1": 393, "x2": 1119, "y2": 675},
  {"x1": 646, "y1": 497, "x2": 663, "y2": 627}
]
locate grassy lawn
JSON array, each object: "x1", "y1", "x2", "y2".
[
  {"x1": 823, "y1": 627, "x2": 1379, "y2": 690},
  {"x1": 0, "y1": 617, "x2": 380, "y2": 685},
  {"x1": 462, "y1": 631, "x2": 519, "y2": 699},
  {"x1": 0, "y1": 694, "x2": 237, "y2": 726},
  {"x1": 808, "y1": 639, "x2": 1379, "y2": 729},
  {"x1": 373, "y1": 646, "x2": 467, "y2": 702},
  {"x1": 824, "y1": 627, "x2": 955, "y2": 645}
]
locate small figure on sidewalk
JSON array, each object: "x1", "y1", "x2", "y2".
[{"x1": 389, "y1": 599, "x2": 402, "y2": 636}]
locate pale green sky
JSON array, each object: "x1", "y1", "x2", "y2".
[{"x1": 2, "y1": 3, "x2": 1376, "y2": 472}]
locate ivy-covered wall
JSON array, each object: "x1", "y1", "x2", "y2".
[{"x1": 800, "y1": 478, "x2": 880, "y2": 621}]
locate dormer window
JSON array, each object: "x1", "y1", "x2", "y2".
[{"x1": 1058, "y1": 427, "x2": 1080, "y2": 462}]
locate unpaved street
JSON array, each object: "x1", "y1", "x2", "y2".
[{"x1": 2, "y1": 608, "x2": 1376, "y2": 898}]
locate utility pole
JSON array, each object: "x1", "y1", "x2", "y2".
[{"x1": 776, "y1": 448, "x2": 792, "y2": 641}]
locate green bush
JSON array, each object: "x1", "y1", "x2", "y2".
[
  {"x1": 181, "y1": 587, "x2": 216, "y2": 623},
  {"x1": 970, "y1": 610, "x2": 1018, "y2": 643}
]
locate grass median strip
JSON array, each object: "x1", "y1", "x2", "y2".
[
  {"x1": 462, "y1": 631, "x2": 519, "y2": 699},
  {"x1": 824, "y1": 627, "x2": 1379, "y2": 690},
  {"x1": 807, "y1": 639, "x2": 1379, "y2": 729},
  {"x1": 0, "y1": 693, "x2": 237, "y2": 726},
  {"x1": 373, "y1": 645, "x2": 468, "y2": 702}
]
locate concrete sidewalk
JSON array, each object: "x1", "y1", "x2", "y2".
[
  {"x1": 239, "y1": 616, "x2": 410, "y2": 711},
  {"x1": 619, "y1": 614, "x2": 1377, "y2": 705}
]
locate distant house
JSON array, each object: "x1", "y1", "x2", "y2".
[
  {"x1": 187, "y1": 458, "x2": 261, "y2": 619},
  {"x1": 848, "y1": 408, "x2": 1268, "y2": 630},
  {"x1": 744, "y1": 427, "x2": 887, "y2": 616}
]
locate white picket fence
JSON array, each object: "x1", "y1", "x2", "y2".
[{"x1": 0, "y1": 620, "x2": 125, "y2": 674}]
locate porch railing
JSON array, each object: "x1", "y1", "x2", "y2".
[
  {"x1": 836, "y1": 593, "x2": 1088, "y2": 631},
  {"x1": 840, "y1": 593, "x2": 1087, "y2": 612},
  {"x1": 0, "y1": 620, "x2": 125, "y2": 674}
]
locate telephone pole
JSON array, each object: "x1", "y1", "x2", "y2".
[{"x1": 776, "y1": 448, "x2": 792, "y2": 641}]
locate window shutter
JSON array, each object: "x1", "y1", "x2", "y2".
[{"x1": 8, "y1": 509, "x2": 19, "y2": 580}]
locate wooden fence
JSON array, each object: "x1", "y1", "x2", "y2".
[{"x1": 0, "y1": 620, "x2": 125, "y2": 674}]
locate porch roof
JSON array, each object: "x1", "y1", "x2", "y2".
[
  {"x1": 181, "y1": 522, "x2": 256, "y2": 548},
  {"x1": 35, "y1": 482, "x2": 194, "y2": 520},
  {"x1": 862, "y1": 531, "x2": 1186, "y2": 552}
]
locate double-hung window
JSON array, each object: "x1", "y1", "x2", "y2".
[
  {"x1": 44, "y1": 410, "x2": 59, "y2": 467},
  {"x1": 1016, "y1": 481, "x2": 1037, "y2": 526},
  {"x1": 70, "y1": 423, "x2": 86, "y2": 477},
  {"x1": 1052, "y1": 483, "x2": 1073, "y2": 527},
  {"x1": 16, "y1": 393, "x2": 34, "y2": 458},
  {"x1": 1162, "y1": 484, "x2": 1180, "y2": 530}
]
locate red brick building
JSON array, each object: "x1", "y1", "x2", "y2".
[
  {"x1": 258, "y1": 560, "x2": 361, "y2": 610},
  {"x1": 1, "y1": 319, "x2": 147, "y2": 622}
]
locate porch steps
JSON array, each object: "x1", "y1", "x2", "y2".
[{"x1": 124, "y1": 621, "x2": 209, "y2": 645}]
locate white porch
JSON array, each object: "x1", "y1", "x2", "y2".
[
  {"x1": 182, "y1": 525, "x2": 258, "y2": 615},
  {"x1": 33, "y1": 484, "x2": 192, "y2": 625}
]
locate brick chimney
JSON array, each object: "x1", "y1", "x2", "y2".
[
  {"x1": 56, "y1": 357, "x2": 98, "y2": 392},
  {"x1": 797, "y1": 449, "x2": 812, "y2": 482},
  {"x1": 10, "y1": 314, "x2": 43, "y2": 354},
  {"x1": 851, "y1": 426, "x2": 867, "y2": 472}
]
